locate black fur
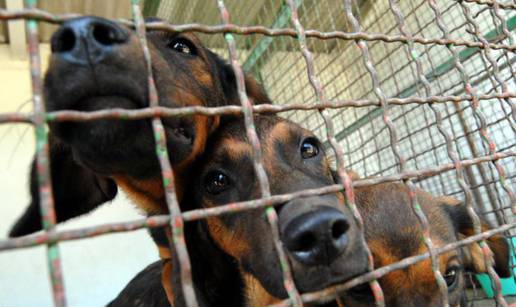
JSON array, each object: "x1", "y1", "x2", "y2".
[
  {"x1": 9, "y1": 136, "x2": 117, "y2": 237},
  {"x1": 9, "y1": 17, "x2": 270, "y2": 237},
  {"x1": 108, "y1": 261, "x2": 169, "y2": 307},
  {"x1": 111, "y1": 224, "x2": 245, "y2": 307}
]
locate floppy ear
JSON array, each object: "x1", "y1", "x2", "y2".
[
  {"x1": 243, "y1": 75, "x2": 271, "y2": 105},
  {"x1": 9, "y1": 135, "x2": 117, "y2": 237},
  {"x1": 206, "y1": 49, "x2": 271, "y2": 107},
  {"x1": 441, "y1": 198, "x2": 511, "y2": 277},
  {"x1": 330, "y1": 169, "x2": 360, "y2": 184}
]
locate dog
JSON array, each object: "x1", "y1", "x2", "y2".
[
  {"x1": 109, "y1": 152, "x2": 510, "y2": 306},
  {"x1": 109, "y1": 115, "x2": 370, "y2": 307},
  {"x1": 9, "y1": 16, "x2": 270, "y2": 237},
  {"x1": 341, "y1": 183, "x2": 510, "y2": 306},
  {"x1": 108, "y1": 260, "x2": 170, "y2": 307}
]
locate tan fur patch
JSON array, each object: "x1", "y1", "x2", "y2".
[
  {"x1": 219, "y1": 138, "x2": 252, "y2": 161},
  {"x1": 369, "y1": 239, "x2": 457, "y2": 297},
  {"x1": 243, "y1": 271, "x2": 281, "y2": 307},
  {"x1": 158, "y1": 245, "x2": 172, "y2": 260},
  {"x1": 206, "y1": 217, "x2": 249, "y2": 259},
  {"x1": 191, "y1": 61, "x2": 214, "y2": 87},
  {"x1": 459, "y1": 233, "x2": 491, "y2": 273},
  {"x1": 268, "y1": 122, "x2": 291, "y2": 145},
  {"x1": 113, "y1": 176, "x2": 165, "y2": 214},
  {"x1": 436, "y1": 195, "x2": 462, "y2": 206},
  {"x1": 161, "y1": 259, "x2": 175, "y2": 305},
  {"x1": 175, "y1": 114, "x2": 211, "y2": 171}
]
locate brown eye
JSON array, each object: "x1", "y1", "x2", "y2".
[
  {"x1": 444, "y1": 266, "x2": 461, "y2": 290},
  {"x1": 204, "y1": 171, "x2": 230, "y2": 195},
  {"x1": 168, "y1": 38, "x2": 196, "y2": 55},
  {"x1": 301, "y1": 138, "x2": 319, "y2": 159}
]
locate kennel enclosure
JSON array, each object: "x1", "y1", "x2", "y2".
[{"x1": 0, "y1": 0, "x2": 514, "y2": 306}]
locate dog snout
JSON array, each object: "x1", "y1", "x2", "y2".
[
  {"x1": 282, "y1": 206, "x2": 350, "y2": 266},
  {"x1": 51, "y1": 16, "x2": 129, "y2": 65}
]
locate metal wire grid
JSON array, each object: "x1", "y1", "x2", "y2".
[
  {"x1": 230, "y1": 0, "x2": 515, "y2": 302},
  {"x1": 0, "y1": 0, "x2": 514, "y2": 306}
]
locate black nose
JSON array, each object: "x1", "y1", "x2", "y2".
[
  {"x1": 282, "y1": 206, "x2": 349, "y2": 266},
  {"x1": 51, "y1": 17, "x2": 129, "y2": 65}
]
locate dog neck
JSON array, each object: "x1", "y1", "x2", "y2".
[{"x1": 153, "y1": 220, "x2": 246, "y2": 307}]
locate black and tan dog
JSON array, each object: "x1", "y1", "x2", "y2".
[
  {"x1": 342, "y1": 183, "x2": 510, "y2": 306},
  {"x1": 109, "y1": 123, "x2": 510, "y2": 306},
  {"x1": 110, "y1": 115, "x2": 370, "y2": 307},
  {"x1": 9, "y1": 16, "x2": 270, "y2": 237}
]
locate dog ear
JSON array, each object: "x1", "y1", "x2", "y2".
[
  {"x1": 206, "y1": 49, "x2": 271, "y2": 106},
  {"x1": 9, "y1": 135, "x2": 117, "y2": 237},
  {"x1": 441, "y1": 198, "x2": 511, "y2": 277},
  {"x1": 330, "y1": 169, "x2": 360, "y2": 184},
  {"x1": 243, "y1": 74, "x2": 271, "y2": 105}
]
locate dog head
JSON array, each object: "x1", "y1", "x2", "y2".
[
  {"x1": 342, "y1": 183, "x2": 511, "y2": 307},
  {"x1": 45, "y1": 16, "x2": 268, "y2": 182},
  {"x1": 9, "y1": 16, "x2": 270, "y2": 237},
  {"x1": 184, "y1": 115, "x2": 369, "y2": 305}
]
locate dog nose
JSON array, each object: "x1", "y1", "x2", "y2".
[
  {"x1": 51, "y1": 17, "x2": 129, "y2": 65},
  {"x1": 282, "y1": 206, "x2": 349, "y2": 266}
]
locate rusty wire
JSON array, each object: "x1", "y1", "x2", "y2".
[
  {"x1": 24, "y1": 0, "x2": 65, "y2": 306},
  {"x1": 271, "y1": 220, "x2": 516, "y2": 306},
  {"x1": 0, "y1": 1, "x2": 515, "y2": 306},
  {"x1": 1, "y1": 8, "x2": 516, "y2": 51},
  {"x1": 284, "y1": 0, "x2": 385, "y2": 304},
  {"x1": 130, "y1": 1, "x2": 198, "y2": 306},
  {"x1": 389, "y1": 0, "x2": 476, "y2": 305},
  {"x1": 458, "y1": 0, "x2": 516, "y2": 235},
  {"x1": 342, "y1": 0, "x2": 448, "y2": 304},
  {"x1": 1, "y1": 151, "x2": 512, "y2": 251},
  {"x1": 215, "y1": 0, "x2": 303, "y2": 305},
  {"x1": 426, "y1": 1, "x2": 510, "y2": 305},
  {"x1": 2, "y1": 92, "x2": 515, "y2": 125},
  {"x1": 463, "y1": 0, "x2": 516, "y2": 10}
]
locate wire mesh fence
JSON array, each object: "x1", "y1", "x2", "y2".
[{"x1": 0, "y1": 0, "x2": 515, "y2": 306}]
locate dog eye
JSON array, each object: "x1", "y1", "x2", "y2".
[
  {"x1": 300, "y1": 138, "x2": 319, "y2": 159},
  {"x1": 168, "y1": 38, "x2": 196, "y2": 55},
  {"x1": 444, "y1": 266, "x2": 461, "y2": 290},
  {"x1": 204, "y1": 171, "x2": 231, "y2": 195}
]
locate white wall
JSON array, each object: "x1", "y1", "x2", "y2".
[{"x1": 0, "y1": 44, "x2": 158, "y2": 307}]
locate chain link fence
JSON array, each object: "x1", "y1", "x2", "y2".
[{"x1": 0, "y1": 0, "x2": 514, "y2": 306}]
